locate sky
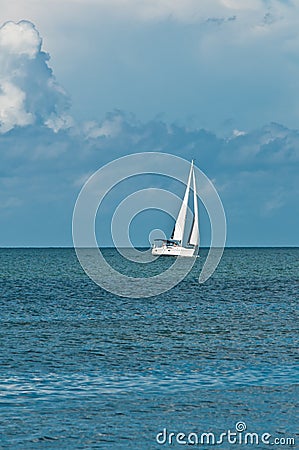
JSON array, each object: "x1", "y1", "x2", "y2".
[{"x1": 0, "y1": 0, "x2": 298, "y2": 247}]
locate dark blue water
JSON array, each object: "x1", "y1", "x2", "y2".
[{"x1": 0, "y1": 248, "x2": 298, "y2": 449}]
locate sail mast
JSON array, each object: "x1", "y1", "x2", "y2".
[{"x1": 172, "y1": 160, "x2": 193, "y2": 243}]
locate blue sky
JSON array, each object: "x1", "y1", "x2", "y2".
[{"x1": 0, "y1": 0, "x2": 298, "y2": 246}]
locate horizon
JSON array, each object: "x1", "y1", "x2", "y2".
[{"x1": 1, "y1": 246, "x2": 298, "y2": 249}]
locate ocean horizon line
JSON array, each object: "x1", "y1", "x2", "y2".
[{"x1": 0, "y1": 246, "x2": 298, "y2": 249}]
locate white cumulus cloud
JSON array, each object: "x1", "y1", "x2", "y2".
[
  {"x1": 0, "y1": 81, "x2": 34, "y2": 133},
  {"x1": 0, "y1": 20, "x2": 41, "y2": 58},
  {"x1": 0, "y1": 20, "x2": 70, "y2": 134}
]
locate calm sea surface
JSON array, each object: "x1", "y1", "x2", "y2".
[{"x1": 0, "y1": 248, "x2": 298, "y2": 449}]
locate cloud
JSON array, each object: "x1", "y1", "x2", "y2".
[
  {"x1": 0, "y1": 109, "x2": 298, "y2": 246},
  {"x1": 0, "y1": 20, "x2": 70, "y2": 134},
  {"x1": 0, "y1": 18, "x2": 298, "y2": 246},
  {"x1": 232, "y1": 129, "x2": 247, "y2": 138},
  {"x1": 46, "y1": 0, "x2": 272, "y2": 23},
  {"x1": 0, "y1": 81, "x2": 34, "y2": 132},
  {"x1": 83, "y1": 114, "x2": 124, "y2": 139},
  {"x1": 1, "y1": 0, "x2": 290, "y2": 27},
  {"x1": 263, "y1": 189, "x2": 286, "y2": 214},
  {"x1": 0, "y1": 20, "x2": 41, "y2": 57},
  {"x1": 2, "y1": 1, "x2": 299, "y2": 131}
]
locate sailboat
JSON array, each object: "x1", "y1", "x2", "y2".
[{"x1": 152, "y1": 160, "x2": 199, "y2": 257}]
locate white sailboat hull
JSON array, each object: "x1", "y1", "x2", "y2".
[{"x1": 152, "y1": 246, "x2": 196, "y2": 257}]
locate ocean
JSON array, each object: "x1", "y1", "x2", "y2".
[{"x1": 0, "y1": 248, "x2": 298, "y2": 449}]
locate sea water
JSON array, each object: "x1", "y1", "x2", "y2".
[{"x1": 0, "y1": 248, "x2": 298, "y2": 449}]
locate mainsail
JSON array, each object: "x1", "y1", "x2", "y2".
[
  {"x1": 188, "y1": 168, "x2": 199, "y2": 246},
  {"x1": 171, "y1": 161, "x2": 193, "y2": 243}
]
